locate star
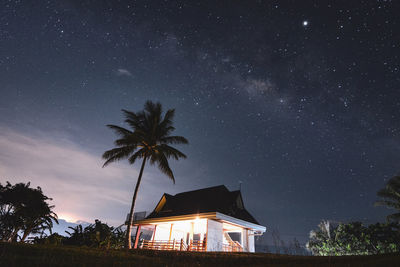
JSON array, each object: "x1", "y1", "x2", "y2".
[{"x1": 302, "y1": 20, "x2": 308, "y2": 26}]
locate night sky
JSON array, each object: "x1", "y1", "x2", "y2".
[{"x1": 1, "y1": 0, "x2": 400, "y2": 246}]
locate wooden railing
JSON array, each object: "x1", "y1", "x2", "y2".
[
  {"x1": 188, "y1": 240, "x2": 206, "y2": 252},
  {"x1": 223, "y1": 232, "x2": 243, "y2": 252},
  {"x1": 140, "y1": 239, "x2": 206, "y2": 252},
  {"x1": 222, "y1": 241, "x2": 243, "y2": 252},
  {"x1": 141, "y1": 239, "x2": 242, "y2": 252},
  {"x1": 141, "y1": 240, "x2": 180, "y2": 250}
]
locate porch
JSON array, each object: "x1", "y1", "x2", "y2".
[
  {"x1": 138, "y1": 239, "x2": 243, "y2": 252},
  {"x1": 140, "y1": 239, "x2": 206, "y2": 251},
  {"x1": 132, "y1": 215, "x2": 247, "y2": 252}
]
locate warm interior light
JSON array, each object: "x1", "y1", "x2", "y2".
[{"x1": 151, "y1": 218, "x2": 208, "y2": 242}]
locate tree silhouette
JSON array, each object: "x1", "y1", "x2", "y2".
[
  {"x1": 307, "y1": 221, "x2": 400, "y2": 255},
  {"x1": 375, "y1": 175, "x2": 400, "y2": 223},
  {"x1": 102, "y1": 101, "x2": 188, "y2": 249},
  {"x1": 0, "y1": 181, "x2": 58, "y2": 242},
  {"x1": 64, "y1": 220, "x2": 125, "y2": 248}
]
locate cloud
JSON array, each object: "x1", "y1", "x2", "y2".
[
  {"x1": 116, "y1": 68, "x2": 132, "y2": 77},
  {"x1": 0, "y1": 127, "x2": 167, "y2": 226}
]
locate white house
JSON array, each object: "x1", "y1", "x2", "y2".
[{"x1": 132, "y1": 185, "x2": 266, "y2": 252}]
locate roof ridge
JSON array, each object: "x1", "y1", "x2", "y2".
[{"x1": 173, "y1": 185, "x2": 228, "y2": 196}]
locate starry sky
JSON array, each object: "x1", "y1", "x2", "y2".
[{"x1": 1, "y1": 0, "x2": 400, "y2": 246}]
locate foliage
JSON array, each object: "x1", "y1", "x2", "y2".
[
  {"x1": 2, "y1": 242, "x2": 400, "y2": 267},
  {"x1": 307, "y1": 220, "x2": 400, "y2": 256},
  {"x1": 0, "y1": 181, "x2": 58, "y2": 242},
  {"x1": 102, "y1": 101, "x2": 188, "y2": 248},
  {"x1": 102, "y1": 101, "x2": 189, "y2": 182},
  {"x1": 65, "y1": 219, "x2": 125, "y2": 249},
  {"x1": 31, "y1": 220, "x2": 124, "y2": 249},
  {"x1": 31, "y1": 233, "x2": 65, "y2": 246},
  {"x1": 375, "y1": 175, "x2": 400, "y2": 223}
]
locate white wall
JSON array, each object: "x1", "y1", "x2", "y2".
[
  {"x1": 242, "y1": 229, "x2": 248, "y2": 252},
  {"x1": 240, "y1": 229, "x2": 255, "y2": 252},
  {"x1": 154, "y1": 224, "x2": 171, "y2": 241},
  {"x1": 248, "y1": 232, "x2": 255, "y2": 253},
  {"x1": 206, "y1": 219, "x2": 223, "y2": 251}
]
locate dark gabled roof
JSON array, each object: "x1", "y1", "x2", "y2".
[{"x1": 146, "y1": 185, "x2": 260, "y2": 225}]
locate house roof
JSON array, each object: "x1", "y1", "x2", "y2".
[{"x1": 146, "y1": 185, "x2": 260, "y2": 225}]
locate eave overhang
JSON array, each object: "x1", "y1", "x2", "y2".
[{"x1": 133, "y1": 211, "x2": 266, "y2": 232}]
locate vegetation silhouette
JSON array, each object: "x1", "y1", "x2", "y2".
[
  {"x1": 0, "y1": 181, "x2": 58, "y2": 242},
  {"x1": 375, "y1": 175, "x2": 400, "y2": 223},
  {"x1": 307, "y1": 220, "x2": 400, "y2": 255},
  {"x1": 32, "y1": 219, "x2": 125, "y2": 248},
  {"x1": 102, "y1": 101, "x2": 188, "y2": 249}
]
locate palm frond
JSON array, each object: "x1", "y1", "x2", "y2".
[
  {"x1": 102, "y1": 146, "x2": 135, "y2": 167},
  {"x1": 157, "y1": 126, "x2": 176, "y2": 139},
  {"x1": 387, "y1": 176, "x2": 400, "y2": 188},
  {"x1": 386, "y1": 212, "x2": 400, "y2": 222},
  {"x1": 128, "y1": 148, "x2": 147, "y2": 165},
  {"x1": 160, "y1": 136, "x2": 189, "y2": 145},
  {"x1": 157, "y1": 144, "x2": 187, "y2": 160},
  {"x1": 159, "y1": 109, "x2": 175, "y2": 130},
  {"x1": 123, "y1": 109, "x2": 145, "y2": 130},
  {"x1": 148, "y1": 102, "x2": 163, "y2": 131},
  {"x1": 106, "y1": 125, "x2": 133, "y2": 137},
  {"x1": 155, "y1": 152, "x2": 175, "y2": 183},
  {"x1": 375, "y1": 175, "x2": 400, "y2": 224},
  {"x1": 374, "y1": 200, "x2": 400, "y2": 209},
  {"x1": 377, "y1": 189, "x2": 400, "y2": 201},
  {"x1": 144, "y1": 101, "x2": 162, "y2": 117},
  {"x1": 114, "y1": 133, "x2": 142, "y2": 147}
]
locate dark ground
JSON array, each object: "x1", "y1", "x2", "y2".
[{"x1": 1, "y1": 242, "x2": 399, "y2": 267}]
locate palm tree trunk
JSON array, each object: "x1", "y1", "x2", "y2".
[
  {"x1": 8, "y1": 227, "x2": 20, "y2": 242},
  {"x1": 125, "y1": 155, "x2": 147, "y2": 249},
  {"x1": 21, "y1": 226, "x2": 33, "y2": 242}
]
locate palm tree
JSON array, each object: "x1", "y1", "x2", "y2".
[
  {"x1": 102, "y1": 101, "x2": 188, "y2": 249},
  {"x1": 375, "y1": 175, "x2": 400, "y2": 223}
]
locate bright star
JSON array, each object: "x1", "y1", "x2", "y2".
[{"x1": 303, "y1": 20, "x2": 308, "y2": 26}]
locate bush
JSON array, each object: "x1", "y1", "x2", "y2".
[{"x1": 307, "y1": 221, "x2": 400, "y2": 256}]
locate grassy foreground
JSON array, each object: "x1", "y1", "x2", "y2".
[{"x1": 1, "y1": 242, "x2": 399, "y2": 267}]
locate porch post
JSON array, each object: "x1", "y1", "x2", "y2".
[
  {"x1": 246, "y1": 229, "x2": 250, "y2": 252},
  {"x1": 189, "y1": 222, "x2": 194, "y2": 241},
  {"x1": 168, "y1": 223, "x2": 174, "y2": 241},
  {"x1": 152, "y1": 225, "x2": 157, "y2": 242},
  {"x1": 133, "y1": 225, "x2": 141, "y2": 249},
  {"x1": 205, "y1": 219, "x2": 208, "y2": 252},
  {"x1": 150, "y1": 225, "x2": 157, "y2": 249},
  {"x1": 189, "y1": 222, "x2": 194, "y2": 251}
]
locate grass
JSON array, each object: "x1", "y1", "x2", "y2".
[{"x1": 1, "y1": 242, "x2": 399, "y2": 267}]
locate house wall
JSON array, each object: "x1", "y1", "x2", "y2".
[
  {"x1": 153, "y1": 224, "x2": 171, "y2": 241},
  {"x1": 206, "y1": 219, "x2": 223, "y2": 251},
  {"x1": 242, "y1": 229, "x2": 248, "y2": 252},
  {"x1": 239, "y1": 228, "x2": 255, "y2": 252},
  {"x1": 248, "y1": 232, "x2": 255, "y2": 252}
]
